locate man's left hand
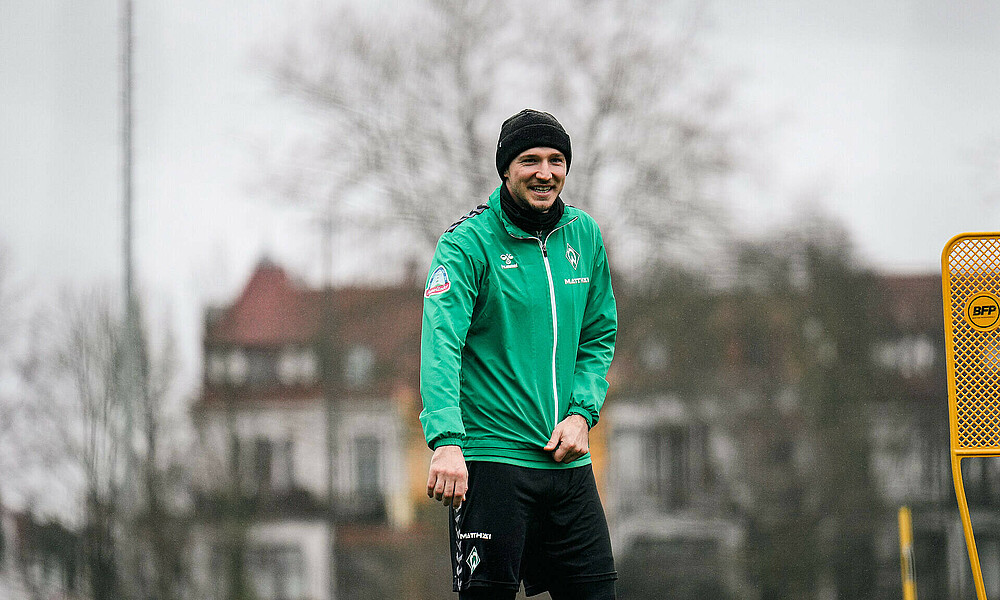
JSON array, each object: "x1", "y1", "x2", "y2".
[{"x1": 544, "y1": 414, "x2": 590, "y2": 463}]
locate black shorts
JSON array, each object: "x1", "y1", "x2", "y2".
[{"x1": 449, "y1": 461, "x2": 617, "y2": 596}]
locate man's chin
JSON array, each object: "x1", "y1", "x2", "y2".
[{"x1": 528, "y1": 198, "x2": 557, "y2": 213}]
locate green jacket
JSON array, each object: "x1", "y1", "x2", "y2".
[{"x1": 419, "y1": 186, "x2": 617, "y2": 468}]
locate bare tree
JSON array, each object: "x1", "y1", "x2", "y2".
[
  {"x1": 185, "y1": 392, "x2": 260, "y2": 600},
  {"x1": 0, "y1": 244, "x2": 19, "y2": 459},
  {"x1": 262, "y1": 0, "x2": 742, "y2": 278},
  {"x1": 712, "y1": 219, "x2": 889, "y2": 599},
  {"x1": 4, "y1": 286, "x2": 191, "y2": 600},
  {"x1": 0, "y1": 245, "x2": 17, "y2": 359}
]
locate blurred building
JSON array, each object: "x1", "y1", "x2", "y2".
[
  {"x1": 187, "y1": 258, "x2": 620, "y2": 600},
  {"x1": 189, "y1": 260, "x2": 980, "y2": 600},
  {"x1": 605, "y1": 396, "x2": 749, "y2": 598},
  {"x1": 605, "y1": 283, "x2": 755, "y2": 600},
  {"x1": 188, "y1": 259, "x2": 448, "y2": 600},
  {"x1": 603, "y1": 272, "x2": 982, "y2": 600},
  {"x1": 867, "y1": 274, "x2": 991, "y2": 600},
  {"x1": 0, "y1": 504, "x2": 85, "y2": 600}
]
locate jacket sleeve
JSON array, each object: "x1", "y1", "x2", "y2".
[
  {"x1": 566, "y1": 229, "x2": 617, "y2": 428},
  {"x1": 418, "y1": 234, "x2": 482, "y2": 449}
]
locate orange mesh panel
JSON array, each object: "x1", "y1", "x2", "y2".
[{"x1": 945, "y1": 234, "x2": 1000, "y2": 450}]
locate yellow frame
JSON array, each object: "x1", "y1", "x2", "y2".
[{"x1": 942, "y1": 232, "x2": 1000, "y2": 600}]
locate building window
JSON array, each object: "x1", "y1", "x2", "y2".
[
  {"x1": 212, "y1": 544, "x2": 305, "y2": 600},
  {"x1": 207, "y1": 351, "x2": 227, "y2": 385},
  {"x1": 647, "y1": 425, "x2": 694, "y2": 510},
  {"x1": 217, "y1": 348, "x2": 287, "y2": 387},
  {"x1": 345, "y1": 345, "x2": 375, "y2": 388},
  {"x1": 246, "y1": 545, "x2": 306, "y2": 600},
  {"x1": 278, "y1": 350, "x2": 296, "y2": 385},
  {"x1": 227, "y1": 350, "x2": 248, "y2": 385},
  {"x1": 355, "y1": 435, "x2": 382, "y2": 494},
  {"x1": 278, "y1": 348, "x2": 318, "y2": 386},
  {"x1": 609, "y1": 406, "x2": 709, "y2": 515},
  {"x1": 874, "y1": 335, "x2": 936, "y2": 377},
  {"x1": 641, "y1": 340, "x2": 670, "y2": 371},
  {"x1": 253, "y1": 439, "x2": 273, "y2": 494},
  {"x1": 300, "y1": 350, "x2": 318, "y2": 384},
  {"x1": 962, "y1": 457, "x2": 1000, "y2": 507},
  {"x1": 274, "y1": 439, "x2": 294, "y2": 492},
  {"x1": 229, "y1": 433, "x2": 241, "y2": 476},
  {"x1": 238, "y1": 436, "x2": 295, "y2": 495},
  {"x1": 917, "y1": 430, "x2": 948, "y2": 501}
]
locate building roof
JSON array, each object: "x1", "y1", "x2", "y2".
[
  {"x1": 207, "y1": 261, "x2": 319, "y2": 346},
  {"x1": 199, "y1": 261, "x2": 423, "y2": 406}
]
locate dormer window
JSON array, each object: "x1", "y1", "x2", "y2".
[
  {"x1": 207, "y1": 351, "x2": 227, "y2": 385},
  {"x1": 300, "y1": 350, "x2": 318, "y2": 384},
  {"x1": 278, "y1": 348, "x2": 318, "y2": 386},
  {"x1": 278, "y1": 350, "x2": 297, "y2": 385},
  {"x1": 228, "y1": 350, "x2": 248, "y2": 385}
]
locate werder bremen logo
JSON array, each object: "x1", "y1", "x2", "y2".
[
  {"x1": 467, "y1": 547, "x2": 481, "y2": 573},
  {"x1": 566, "y1": 243, "x2": 580, "y2": 270}
]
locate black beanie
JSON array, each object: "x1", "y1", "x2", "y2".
[{"x1": 496, "y1": 109, "x2": 572, "y2": 178}]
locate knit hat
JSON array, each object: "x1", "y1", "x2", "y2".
[{"x1": 496, "y1": 109, "x2": 572, "y2": 178}]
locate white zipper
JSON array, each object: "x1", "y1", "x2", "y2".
[
  {"x1": 537, "y1": 236, "x2": 560, "y2": 429},
  {"x1": 505, "y1": 217, "x2": 578, "y2": 431}
]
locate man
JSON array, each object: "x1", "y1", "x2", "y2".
[{"x1": 420, "y1": 109, "x2": 618, "y2": 600}]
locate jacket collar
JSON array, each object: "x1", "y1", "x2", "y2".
[{"x1": 488, "y1": 185, "x2": 575, "y2": 239}]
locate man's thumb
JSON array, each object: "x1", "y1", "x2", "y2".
[{"x1": 543, "y1": 428, "x2": 561, "y2": 451}]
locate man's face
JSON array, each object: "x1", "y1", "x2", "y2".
[{"x1": 503, "y1": 147, "x2": 566, "y2": 213}]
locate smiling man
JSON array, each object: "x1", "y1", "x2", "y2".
[{"x1": 419, "y1": 109, "x2": 619, "y2": 600}]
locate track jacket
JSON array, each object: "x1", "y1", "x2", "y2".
[{"x1": 419, "y1": 185, "x2": 617, "y2": 468}]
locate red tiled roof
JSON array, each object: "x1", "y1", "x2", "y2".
[
  {"x1": 207, "y1": 262, "x2": 320, "y2": 346},
  {"x1": 206, "y1": 263, "x2": 424, "y2": 349},
  {"x1": 200, "y1": 262, "x2": 424, "y2": 405}
]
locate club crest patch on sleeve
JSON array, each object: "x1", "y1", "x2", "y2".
[{"x1": 425, "y1": 265, "x2": 451, "y2": 297}]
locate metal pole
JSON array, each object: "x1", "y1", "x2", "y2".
[
  {"x1": 122, "y1": 0, "x2": 133, "y2": 307},
  {"x1": 118, "y1": 1, "x2": 144, "y2": 597},
  {"x1": 898, "y1": 506, "x2": 917, "y2": 600},
  {"x1": 322, "y1": 205, "x2": 337, "y2": 600}
]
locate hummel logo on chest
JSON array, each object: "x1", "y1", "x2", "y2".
[{"x1": 500, "y1": 253, "x2": 519, "y2": 269}]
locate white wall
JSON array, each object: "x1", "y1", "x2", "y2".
[
  {"x1": 194, "y1": 398, "x2": 328, "y2": 496},
  {"x1": 194, "y1": 396, "x2": 407, "y2": 507},
  {"x1": 189, "y1": 519, "x2": 334, "y2": 600}
]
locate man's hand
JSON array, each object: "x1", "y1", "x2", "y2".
[
  {"x1": 544, "y1": 414, "x2": 590, "y2": 463},
  {"x1": 426, "y1": 445, "x2": 468, "y2": 508}
]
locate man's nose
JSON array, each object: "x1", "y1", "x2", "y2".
[{"x1": 536, "y1": 162, "x2": 552, "y2": 180}]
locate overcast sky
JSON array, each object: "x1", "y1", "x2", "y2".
[
  {"x1": 3, "y1": 0, "x2": 1000, "y2": 388},
  {"x1": 711, "y1": 1, "x2": 1000, "y2": 265}
]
